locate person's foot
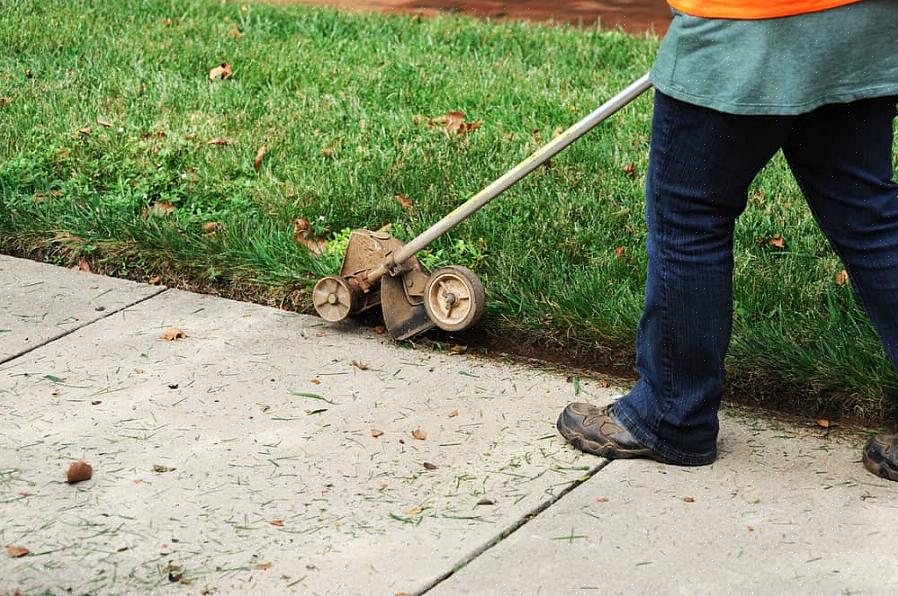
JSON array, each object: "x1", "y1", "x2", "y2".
[
  {"x1": 862, "y1": 435, "x2": 898, "y2": 481},
  {"x1": 556, "y1": 402, "x2": 676, "y2": 464}
]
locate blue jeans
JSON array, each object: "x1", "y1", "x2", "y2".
[{"x1": 613, "y1": 91, "x2": 898, "y2": 465}]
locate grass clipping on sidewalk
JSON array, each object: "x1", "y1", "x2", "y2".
[{"x1": 1, "y1": 0, "x2": 895, "y2": 420}]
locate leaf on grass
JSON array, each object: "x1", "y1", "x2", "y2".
[
  {"x1": 253, "y1": 145, "x2": 268, "y2": 171},
  {"x1": 207, "y1": 137, "x2": 234, "y2": 146},
  {"x1": 351, "y1": 360, "x2": 369, "y2": 371},
  {"x1": 208, "y1": 62, "x2": 233, "y2": 82},
  {"x1": 448, "y1": 409, "x2": 459, "y2": 418},
  {"x1": 411, "y1": 429, "x2": 427, "y2": 441},
  {"x1": 148, "y1": 275, "x2": 163, "y2": 285},
  {"x1": 149, "y1": 201, "x2": 176, "y2": 216},
  {"x1": 371, "y1": 429, "x2": 384, "y2": 438},
  {"x1": 476, "y1": 498, "x2": 495, "y2": 506},
  {"x1": 6, "y1": 545, "x2": 29, "y2": 558},
  {"x1": 423, "y1": 462, "x2": 438, "y2": 470},
  {"x1": 270, "y1": 518, "x2": 285, "y2": 527},
  {"x1": 418, "y1": 111, "x2": 483, "y2": 137},
  {"x1": 613, "y1": 246, "x2": 625, "y2": 259},
  {"x1": 393, "y1": 194, "x2": 414, "y2": 210},
  {"x1": 320, "y1": 146, "x2": 336, "y2": 158},
  {"x1": 0, "y1": 97, "x2": 13, "y2": 107},
  {"x1": 816, "y1": 418, "x2": 831, "y2": 429},
  {"x1": 835, "y1": 270, "x2": 849, "y2": 286},
  {"x1": 293, "y1": 218, "x2": 327, "y2": 255},
  {"x1": 202, "y1": 221, "x2": 224, "y2": 236},
  {"x1": 769, "y1": 236, "x2": 786, "y2": 249},
  {"x1": 228, "y1": 26, "x2": 243, "y2": 39},
  {"x1": 96, "y1": 116, "x2": 112, "y2": 128},
  {"x1": 160, "y1": 327, "x2": 186, "y2": 342},
  {"x1": 75, "y1": 126, "x2": 92, "y2": 137},
  {"x1": 621, "y1": 163, "x2": 637, "y2": 178},
  {"x1": 66, "y1": 460, "x2": 93, "y2": 484}
]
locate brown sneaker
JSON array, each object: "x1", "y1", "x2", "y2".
[
  {"x1": 863, "y1": 435, "x2": 898, "y2": 482},
  {"x1": 556, "y1": 402, "x2": 676, "y2": 464}
]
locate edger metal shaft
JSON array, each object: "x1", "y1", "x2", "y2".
[{"x1": 366, "y1": 73, "x2": 653, "y2": 283}]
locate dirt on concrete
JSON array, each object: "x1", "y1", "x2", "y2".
[{"x1": 269, "y1": 0, "x2": 672, "y2": 33}]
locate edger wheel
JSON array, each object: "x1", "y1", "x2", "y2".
[
  {"x1": 312, "y1": 276, "x2": 359, "y2": 322},
  {"x1": 423, "y1": 266, "x2": 486, "y2": 332}
]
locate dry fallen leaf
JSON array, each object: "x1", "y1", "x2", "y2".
[
  {"x1": 621, "y1": 163, "x2": 637, "y2": 178},
  {"x1": 423, "y1": 462, "x2": 438, "y2": 470},
  {"x1": 160, "y1": 327, "x2": 186, "y2": 342},
  {"x1": 406, "y1": 506, "x2": 423, "y2": 515},
  {"x1": 270, "y1": 519, "x2": 285, "y2": 527},
  {"x1": 75, "y1": 126, "x2": 92, "y2": 137},
  {"x1": 152, "y1": 464, "x2": 175, "y2": 473},
  {"x1": 835, "y1": 270, "x2": 849, "y2": 286},
  {"x1": 769, "y1": 236, "x2": 786, "y2": 249},
  {"x1": 448, "y1": 409, "x2": 459, "y2": 418},
  {"x1": 476, "y1": 498, "x2": 495, "y2": 506},
  {"x1": 320, "y1": 146, "x2": 336, "y2": 158},
  {"x1": 77, "y1": 258, "x2": 92, "y2": 273},
  {"x1": 207, "y1": 137, "x2": 233, "y2": 146},
  {"x1": 228, "y1": 26, "x2": 243, "y2": 39},
  {"x1": 614, "y1": 246, "x2": 626, "y2": 259},
  {"x1": 448, "y1": 345, "x2": 468, "y2": 355},
  {"x1": 148, "y1": 275, "x2": 163, "y2": 285},
  {"x1": 682, "y1": 496, "x2": 695, "y2": 503},
  {"x1": 817, "y1": 418, "x2": 831, "y2": 429},
  {"x1": 66, "y1": 460, "x2": 93, "y2": 484},
  {"x1": 599, "y1": 380, "x2": 610, "y2": 388},
  {"x1": 253, "y1": 145, "x2": 268, "y2": 172},
  {"x1": 393, "y1": 194, "x2": 414, "y2": 210},
  {"x1": 96, "y1": 116, "x2": 112, "y2": 128},
  {"x1": 202, "y1": 221, "x2": 224, "y2": 236},
  {"x1": 422, "y1": 111, "x2": 482, "y2": 137},
  {"x1": 150, "y1": 201, "x2": 176, "y2": 216},
  {"x1": 293, "y1": 218, "x2": 327, "y2": 255},
  {"x1": 6, "y1": 545, "x2": 29, "y2": 558},
  {"x1": 596, "y1": 497, "x2": 609, "y2": 503},
  {"x1": 371, "y1": 429, "x2": 384, "y2": 438},
  {"x1": 208, "y1": 62, "x2": 233, "y2": 82},
  {"x1": 256, "y1": 562, "x2": 272, "y2": 570},
  {"x1": 373, "y1": 325, "x2": 386, "y2": 335},
  {"x1": 411, "y1": 429, "x2": 427, "y2": 441},
  {"x1": 351, "y1": 360, "x2": 369, "y2": 371},
  {"x1": 310, "y1": 378, "x2": 321, "y2": 385}
]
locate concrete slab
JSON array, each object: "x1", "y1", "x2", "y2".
[
  {"x1": 0, "y1": 289, "x2": 615, "y2": 595},
  {"x1": 0, "y1": 255, "x2": 164, "y2": 363},
  {"x1": 429, "y1": 411, "x2": 898, "y2": 596}
]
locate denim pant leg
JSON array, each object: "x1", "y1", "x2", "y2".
[
  {"x1": 613, "y1": 92, "x2": 793, "y2": 465},
  {"x1": 783, "y1": 96, "x2": 898, "y2": 371}
]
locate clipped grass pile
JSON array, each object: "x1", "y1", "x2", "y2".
[{"x1": 2, "y1": 0, "x2": 896, "y2": 420}]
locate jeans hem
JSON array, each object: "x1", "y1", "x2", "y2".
[{"x1": 612, "y1": 401, "x2": 717, "y2": 466}]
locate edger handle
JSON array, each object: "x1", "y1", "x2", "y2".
[{"x1": 368, "y1": 72, "x2": 653, "y2": 282}]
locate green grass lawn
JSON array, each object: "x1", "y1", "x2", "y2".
[{"x1": 2, "y1": 0, "x2": 896, "y2": 421}]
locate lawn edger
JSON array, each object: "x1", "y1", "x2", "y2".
[{"x1": 313, "y1": 74, "x2": 652, "y2": 340}]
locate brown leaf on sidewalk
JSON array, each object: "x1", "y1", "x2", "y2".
[
  {"x1": 148, "y1": 275, "x2": 163, "y2": 285},
  {"x1": 77, "y1": 258, "x2": 92, "y2": 273},
  {"x1": 816, "y1": 418, "x2": 831, "y2": 429},
  {"x1": 351, "y1": 360, "x2": 369, "y2": 371},
  {"x1": 411, "y1": 429, "x2": 427, "y2": 441},
  {"x1": 476, "y1": 498, "x2": 495, "y2": 506},
  {"x1": 66, "y1": 460, "x2": 93, "y2": 484},
  {"x1": 371, "y1": 429, "x2": 384, "y2": 438},
  {"x1": 448, "y1": 410, "x2": 459, "y2": 418},
  {"x1": 6, "y1": 545, "x2": 29, "y2": 558},
  {"x1": 393, "y1": 194, "x2": 414, "y2": 210},
  {"x1": 208, "y1": 63, "x2": 233, "y2": 82},
  {"x1": 422, "y1": 462, "x2": 438, "y2": 470},
  {"x1": 682, "y1": 496, "x2": 695, "y2": 503},
  {"x1": 270, "y1": 519, "x2": 285, "y2": 527},
  {"x1": 253, "y1": 145, "x2": 268, "y2": 172},
  {"x1": 160, "y1": 327, "x2": 186, "y2": 342},
  {"x1": 293, "y1": 218, "x2": 327, "y2": 255},
  {"x1": 152, "y1": 464, "x2": 175, "y2": 473},
  {"x1": 256, "y1": 562, "x2": 272, "y2": 570},
  {"x1": 835, "y1": 270, "x2": 849, "y2": 286}
]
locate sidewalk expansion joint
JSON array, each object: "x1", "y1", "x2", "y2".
[
  {"x1": 418, "y1": 457, "x2": 612, "y2": 595},
  {"x1": 0, "y1": 287, "x2": 169, "y2": 367}
]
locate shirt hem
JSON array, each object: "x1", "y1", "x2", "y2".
[{"x1": 650, "y1": 75, "x2": 898, "y2": 116}]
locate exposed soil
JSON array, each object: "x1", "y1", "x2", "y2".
[{"x1": 269, "y1": 0, "x2": 672, "y2": 33}]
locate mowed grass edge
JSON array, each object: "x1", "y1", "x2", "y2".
[{"x1": 1, "y1": 0, "x2": 896, "y2": 421}]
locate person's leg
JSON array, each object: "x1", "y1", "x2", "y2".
[
  {"x1": 782, "y1": 95, "x2": 898, "y2": 481},
  {"x1": 559, "y1": 91, "x2": 793, "y2": 465}
]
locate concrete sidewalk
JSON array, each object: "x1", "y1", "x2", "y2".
[{"x1": 0, "y1": 254, "x2": 895, "y2": 595}]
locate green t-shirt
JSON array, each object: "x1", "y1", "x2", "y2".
[{"x1": 650, "y1": 0, "x2": 898, "y2": 115}]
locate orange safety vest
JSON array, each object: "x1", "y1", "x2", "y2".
[{"x1": 668, "y1": 0, "x2": 863, "y2": 19}]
